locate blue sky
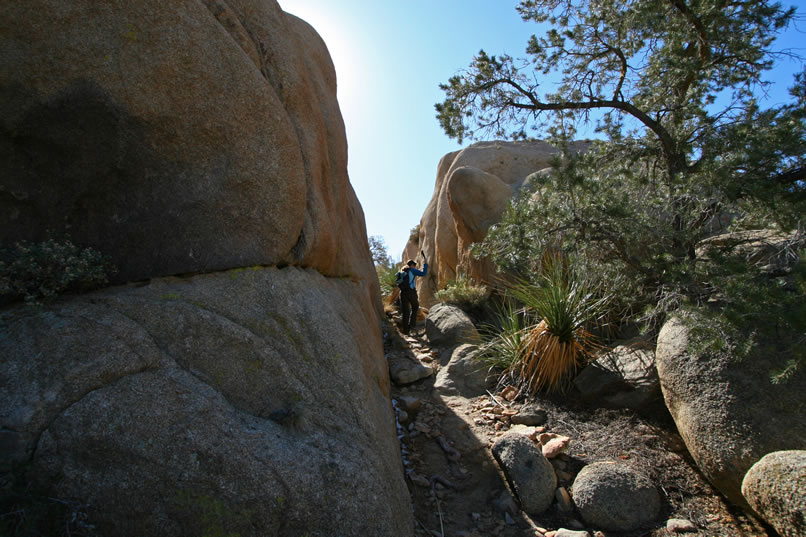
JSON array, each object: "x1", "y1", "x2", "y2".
[{"x1": 279, "y1": 1, "x2": 805, "y2": 261}]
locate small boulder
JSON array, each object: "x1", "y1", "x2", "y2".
[
  {"x1": 425, "y1": 303, "x2": 480, "y2": 347},
  {"x1": 573, "y1": 338, "x2": 660, "y2": 409},
  {"x1": 387, "y1": 352, "x2": 434, "y2": 385},
  {"x1": 666, "y1": 518, "x2": 697, "y2": 533},
  {"x1": 511, "y1": 403, "x2": 548, "y2": 426},
  {"x1": 434, "y1": 344, "x2": 492, "y2": 396},
  {"x1": 572, "y1": 461, "x2": 661, "y2": 531},
  {"x1": 492, "y1": 432, "x2": 557, "y2": 515},
  {"x1": 741, "y1": 450, "x2": 806, "y2": 537}
]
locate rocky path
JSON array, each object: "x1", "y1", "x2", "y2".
[{"x1": 383, "y1": 312, "x2": 772, "y2": 537}]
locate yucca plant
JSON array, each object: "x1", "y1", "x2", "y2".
[
  {"x1": 377, "y1": 264, "x2": 400, "y2": 299},
  {"x1": 478, "y1": 298, "x2": 525, "y2": 374},
  {"x1": 505, "y1": 257, "x2": 611, "y2": 393}
]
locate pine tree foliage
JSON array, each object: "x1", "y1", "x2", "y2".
[{"x1": 438, "y1": 0, "x2": 805, "y2": 377}]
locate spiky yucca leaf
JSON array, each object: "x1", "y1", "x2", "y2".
[{"x1": 478, "y1": 299, "x2": 524, "y2": 374}]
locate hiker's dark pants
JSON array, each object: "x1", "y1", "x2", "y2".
[{"x1": 400, "y1": 287, "x2": 419, "y2": 332}]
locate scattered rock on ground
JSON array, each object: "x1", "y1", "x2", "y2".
[
  {"x1": 511, "y1": 403, "x2": 548, "y2": 426},
  {"x1": 492, "y1": 432, "x2": 557, "y2": 516},
  {"x1": 425, "y1": 303, "x2": 480, "y2": 347},
  {"x1": 509, "y1": 425, "x2": 540, "y2": 441},
  {"x1": 387, "y1": 352, "x2": 434, "y2": 385},
  {"x1": 553, "y1": 530, "x2": 591, "y2": 537},
  {"x1": 741, "y1": 450, "x2": 806, "y2": 537},
  {"x1": 386, "y1": 315, "x2": 778, "y2": 537},
  {"x1": 539, "y1": 433, "x2": 571, "y2": 459},
  {"x1": 397, "y1": 395, "x2": 423, "y2": 414},
  {"x1": 667, "y1": 518, "x2": 698, "y2": 533},
  {"x1": 572, "y1": 461, "x2": 661, "y2": 531},
  {"x1": 500, "y1": 385, "x2": 518, "y2": 401}
]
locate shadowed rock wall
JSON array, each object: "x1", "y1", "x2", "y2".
[
  {"x1": 0, "y1": 1, "x2": 410, "y2": 534},
  {"x1": 0, "y1": 0, "x2": 374, "y2": 294},
  {"x1": 1, "y1": 268, "x2": 411, "y2": 535}
]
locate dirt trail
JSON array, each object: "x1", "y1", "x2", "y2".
[{"x1": 384, "y1": 313, "x2": 773, "y2": 537}]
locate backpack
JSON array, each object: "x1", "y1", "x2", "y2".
[{"x1": 395, "y1": 268, "x2": 410, "y2": 290}]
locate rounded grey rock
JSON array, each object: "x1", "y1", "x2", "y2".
[
  {"x1": 572, "y1": 462, "x2": 661, "y2": 531},
  {"x1": 741, "y1": 450, "x2": 806, "y2": 537},
  {"x1": 425, "y1": 303, "x2": 480, "y2": 347},
  {"x1": 491, "y1": 432, "x2": 557, "y2": 515},
  {"x1": 511, "y1": 403, "x2": 547, "y2": 426}
]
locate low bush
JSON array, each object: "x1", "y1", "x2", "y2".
[
  {"x1": 478, "y1": 299, "x2": 524, "y2": 375},
  {"x1": 434, "y1": 274, "x2": 488, "y2": 311},
  {"x1": 0, "y1": 238, "x2": 115, "y2": 305}
]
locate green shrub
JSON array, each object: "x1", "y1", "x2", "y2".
[
  {"x1": 434, "y1": 274, "x2": 488, "y2": 310},
  {"x1": 0, "y1": 238, "x2": 115, "y2": 305},
  {"x1": 409, "y1": 224, "x2": 421, "y2": 244},
  {"x1": 683, "y1": 242, "x2": 806, "y2": 382}
]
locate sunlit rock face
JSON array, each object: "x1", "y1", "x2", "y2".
[
  {"x1": 0, "y1": 1, "x2": 411, "y2": 535},
  {"x1": 405, "y1": 140, "x2": 590, "y2": 306}
]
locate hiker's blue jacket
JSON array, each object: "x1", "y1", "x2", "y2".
[{"x1": 402, "y1": 263, "x2": 427, "y2": 289}]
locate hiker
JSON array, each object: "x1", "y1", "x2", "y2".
[{"x1": 396, "y1": 251, "x2": 428, "y2": 334}]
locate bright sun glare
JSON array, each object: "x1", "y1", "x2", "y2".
[{"x1": 281, "y1": 3, "x2": 361, "y2": 99}]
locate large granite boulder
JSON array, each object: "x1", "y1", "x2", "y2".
[
  {"x1": 0, "y1": 2, "x2": 409, "y2": 535},
  {"x1": 656, "y1": 316, "x2": 806, "y2": 509},
  {"x1": 741, "y1": 451, "x2": 806, "y2": 537},
  {"x1": 0, "y1": 0, "x2": 375, "y2": 299},
  {"x1": 0, "y1": 267, "x2": 412, "y2": 536},
  {"x1": 404, "y1": 140, "x2": 590, "y2": 306}
]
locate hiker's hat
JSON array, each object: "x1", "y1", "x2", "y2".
[{"x1": 406, "y1": 259, "x2": 416, "y2": 266}]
